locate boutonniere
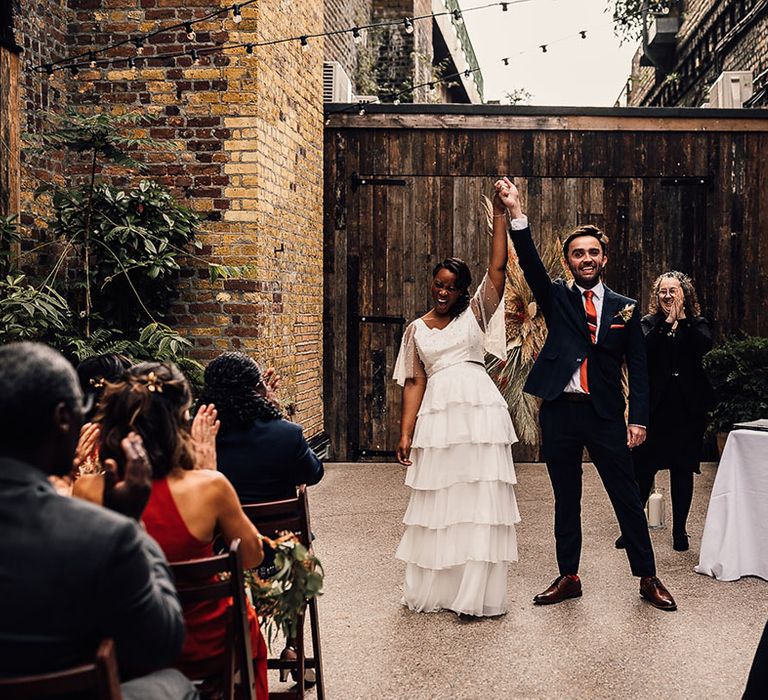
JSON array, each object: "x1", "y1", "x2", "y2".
[{"x1": 615, "y1": 303, "x2": 635, "y2": 322}]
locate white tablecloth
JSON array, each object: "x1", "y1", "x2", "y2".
[{"x1": 695, "y1": 430, "x2": 768, "y2": 581}]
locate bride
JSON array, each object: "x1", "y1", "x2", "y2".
[{"x1": 393, "y1": 180, "x2": 521, "y2": 617}]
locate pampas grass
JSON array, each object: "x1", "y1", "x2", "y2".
[{"x1": 482, "y1": 197, "x2": 570, "y2": 446}]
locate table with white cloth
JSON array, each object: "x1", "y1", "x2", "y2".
[{"x1": 695, "y1": 429, "x2": 768, "y2": 581}]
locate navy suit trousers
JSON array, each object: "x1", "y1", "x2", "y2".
[{"x1": 539, "y1": 398, "x2": 656, "y2": 578}]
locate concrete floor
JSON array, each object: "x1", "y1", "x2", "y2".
[{"x1": 296, "y1": 461, "x2": 767, "y2": 699}]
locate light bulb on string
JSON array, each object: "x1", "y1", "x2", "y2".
[
  {"x1": 88, "y1": 51, "x2": 96, "y2": 68},
  {"x1": 501, "y1": 2, "x2": 508, "y2": 10},
  {"x1": 190, "y1": 49, "x2": 200, "y2": 66},
  {"x1": 245, "y1": 43, "x2": 254, "y2": 55},
  {"x1": 452, "y1": 10, "x2": 463, "y2": 24},
  {"x1": 184, "y1": 23, "x2": 196, "y2": 41},
  {"x1": 44, "y1": 64, "x2": 53, "y2": 80},
  {"x1": 352, "y1": 27, "x2": 362, "y2": 45},
  {"x1": 300, "y1": 35, "x2": 309, "y2": 51},
  {"x1": 428, "y1": 82, "x2": 434, "y2": 91},
  {"x1": 502, "y1": 57, "x2": 509, "y2": 66},
  {"x1": 232, "y1": 4, "x2": 242, "y2": 23},
  {"x1": 358, "y1": 103, "x2": 366, "y2": 116},
  {"x1": 134, "y1": 37, "x2": 144, "y2": 55},
  {"x1": 69, "y1": 64, "x2": 79, "y2": 76},
  {"x1": 403, "y1": 17, "x2": 414, "y2": 34},
  {"x1": 464, "y1": 69, "x2": 471, "y2": 78},
  {"x1": 579, "y1": 30, "x2": 587, "y2": 39},
  {"x1": 128, "y1": 56, "x2": 136, "y2": 72},
  {"x1": 540, "y1": 44, "x2": 548, "y2": 53}
]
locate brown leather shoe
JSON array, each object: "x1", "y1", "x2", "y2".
[
  {"x1": 533, "y1": 575, "x2": 582, "y2": 605},
  {"x1": 640, "y1": 576, "x2": 677, "y2": 611}
]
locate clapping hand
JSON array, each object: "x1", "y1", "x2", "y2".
[
  {"x1": 73, "y1": 422, "x2": 100, "y2": 476},
  {"x1": 666, "y1": 289, "x2": 686, "y2": 324},
  {"x1": 262, "y1": 366, "x2": 282, "y2": 409},
  {"x1": 191, "y1": 403, "x2": 220, "y2": 470},
  {"x1": 102, "y1": 432, "x2": 152, "y2": 521}
]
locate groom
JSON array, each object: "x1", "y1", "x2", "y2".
[{"x1": 496, "y1": 178, "x2": 676, "y2": 611}]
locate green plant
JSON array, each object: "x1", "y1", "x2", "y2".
[
  {"x1": 0, "y1": 274, "x2": 71, "y2": 343},
  {"x1": 608, "y1": 0, "x2": 677, "y2": 43},
  {"x1": 3, "y1": 108, "x2": 249, "y2": 378},
  {"x1": 248, "y1": 533, "x2": 324, "y2": 648},
  {"x1": 703, "y1": 335, "x2": 768, "y2": 434}
]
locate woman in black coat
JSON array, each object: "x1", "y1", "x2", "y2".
[{"x1": 618, "y1": 271, "x2": 713, "y2": 552}]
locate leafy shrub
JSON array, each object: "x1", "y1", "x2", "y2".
[{"x1": 703, "y1": 335, "x2": 768, "y2": 434}]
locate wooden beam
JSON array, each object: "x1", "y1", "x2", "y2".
[
  {"x1": 326, "y1": 111, "x2": 768, "y2": 132},
  {"x1": 0, "y1": 46, "x2": 20, "y2": 216}
]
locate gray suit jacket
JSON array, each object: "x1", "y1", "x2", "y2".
[{"x1": 0, "y1": 458, "x2": 185, "y2": 678}]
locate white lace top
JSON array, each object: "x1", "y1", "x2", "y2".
[{"x1": 393, "y1": 272, "x2": 506, "y2": 386}]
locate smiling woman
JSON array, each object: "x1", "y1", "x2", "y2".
[{"x1": 391, "y1": 178, "x2": 522, "y2": 618}]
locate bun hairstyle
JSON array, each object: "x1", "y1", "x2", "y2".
[
  {"x1": 561, "y1": 224, "x2": 609, "y2": 258},
  {"x1": 432, "y1": 257, "x2": 472, "y2": 318},
  {"x1": 76, "y1": 353, "x2": 132, "y2": 421},
  {"x1": 200, "y1": 352, "x2": 283, "y2": 434},
  {"x1": 96, "y1": 361, "x2": 195, "y2": 479}
]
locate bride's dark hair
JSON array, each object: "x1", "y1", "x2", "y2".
[{"x1": 432, "y1": 257, "x2": 472, "y2": 318}]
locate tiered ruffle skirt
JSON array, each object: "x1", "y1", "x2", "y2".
[{"x1": 395, "y1": 362, "x2": 520, "y2": 616}]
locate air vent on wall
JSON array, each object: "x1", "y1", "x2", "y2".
[{"x1": 323, "y1": 61, "x2": 352, "y2": 103}]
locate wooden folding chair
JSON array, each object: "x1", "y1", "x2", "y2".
[
  {"x1": 242, "y1": 485, "x2": 325, "y2": 700},
  {"x1": 0, "y1": 638, "x2": 122, "y2": 699},
  {"x1": 171, "y1": 538, "x2": 256, "y2": 700}
]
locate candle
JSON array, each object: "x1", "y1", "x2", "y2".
[{"x1": 647, "y1": 491, "x2": 665, "y2": 528}]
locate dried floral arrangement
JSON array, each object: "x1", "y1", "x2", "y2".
[
  {"x1": 249, "y1": 533, "x2": 324, "y2": 648},
  {"x1": 481, "y1": 197, "x2": 571, "y2": 446}
]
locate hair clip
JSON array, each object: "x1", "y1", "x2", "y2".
[
  {"x1": 89, "y1": 377, "x2": 105, "y2": 389},
  {"x1": 145, "y1": 371, "x2": 164, "y2": 393}
]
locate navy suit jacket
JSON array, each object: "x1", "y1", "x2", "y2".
[
  {"x1": 217, "y1": 418, "x2": 324, "y2": 504},
  {"x1": 509, "y1": 226, "x2": 649, "y2": 426},
  {"x1": 0, "y1": 458, "x2": 185, "y2": 678}
]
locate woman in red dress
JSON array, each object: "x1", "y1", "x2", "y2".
[{"x1": 94, "y1": 361, "x2": 269, "y2": 698}]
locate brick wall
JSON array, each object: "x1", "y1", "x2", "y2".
[
  {"x1": 13, "y1": 0, "x2": 325, "y2": 435},
  {"x1": 323, "y1": 0, "x2": 371, "y2": 93},
  {"x1": 628, "y1": 0, "x2": 768, "y2": 107}
]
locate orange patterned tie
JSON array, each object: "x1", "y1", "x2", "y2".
[{"x1": 580, "y1": 290, "x2": 597, "y2": 393}]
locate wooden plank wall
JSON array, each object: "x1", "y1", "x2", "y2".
[
  {"x1": 324, "y1": 112, "x2": 768, "y2": 462},
  {"x1": 0, "y1": 46, "x2": 20, "y2": 217}
]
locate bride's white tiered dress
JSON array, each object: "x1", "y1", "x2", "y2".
[{"x1": 393, "y1": 274, "x2": 520, "y2": 616}]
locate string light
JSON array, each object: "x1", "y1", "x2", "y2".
[
  {"x1": 128, "y1": 56, "x2": 136, "y2": 71},
  {"x1": 358, "y1": 102, "x2": 366, "y2": 116},
  {"x1": 190, "y1": 49, "x2": 200, "y2": 65},
  {"x1": 502, "y1": 57, "x2": 509, "y2": 66},
  {"x1": 393, "y1": 97, "x2": 401, "y2": 105},
  {"x1": 34, "y1": 1, "x2": 601, "y2": 77},
  {"x1": 245, "y1": 42, "x2": 254, "y2": 54},
  {"x1": 69, "y1": 64, "x2": 79, "y2": 76},
  {"x1": 580, "y1": 30, "x2": 587, "y2": 39}
]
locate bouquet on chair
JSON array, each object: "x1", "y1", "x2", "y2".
[{"x1": 248, "y1": 532, "x2": 324, "y2": 648}]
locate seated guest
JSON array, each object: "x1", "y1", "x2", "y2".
[
  {"x1": 0, "y1": 342, "x2": 196, "y2": 699},
  {"x1": 77, "y1": 352, "x2": 133, "y2": 422},
  {"x1": 200, "y1": 351, "x2": 324, "y2": 503},
  {"x1": 94, "y1": 361, "x2": 269, "y2": 699}
]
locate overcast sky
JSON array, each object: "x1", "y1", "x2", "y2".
[{"x1": 461, "y1": 0, "x2": 641, "y2": 106}]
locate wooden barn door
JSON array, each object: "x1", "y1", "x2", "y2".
[
  {"x1": 338, "y1": 173, "x2": 708, "y2": 462},
  {"x1": 347, "y1": 176, "x2": 493, "y2": 460}
]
